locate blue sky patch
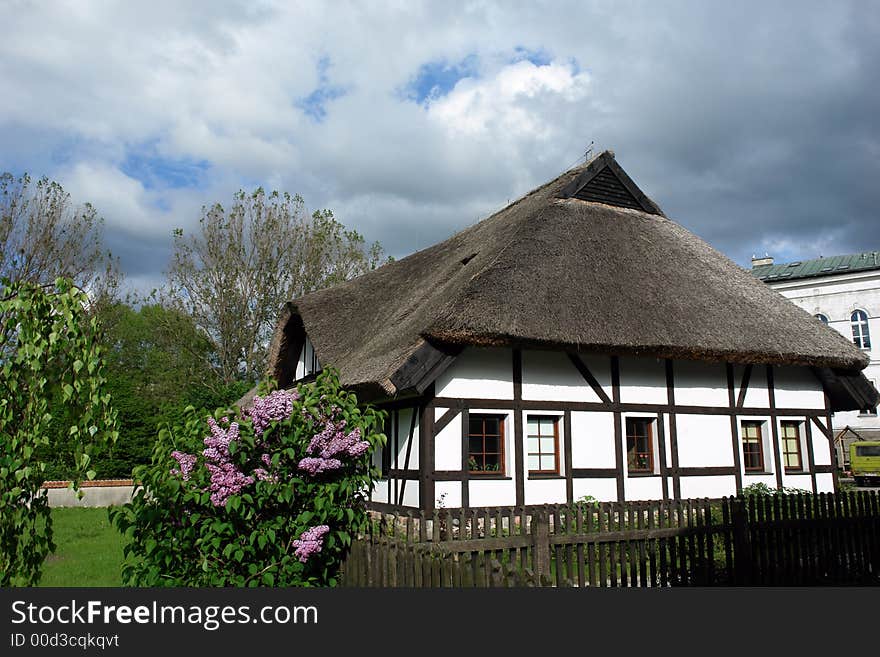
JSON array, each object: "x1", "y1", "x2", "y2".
[
  {"x1": 511, "y1": 46, "x2": 552, "y2": 67},
  {"x1": 296, "y1": 56, "x2": 347, "y2": 122},
  {"x1": 405, "y1": 54, "x2": 479, "y2": 104},
  {"x1": 121, "y1": 143, "x2": 209, "y2": 190}
]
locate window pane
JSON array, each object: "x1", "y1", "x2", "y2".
[
  {"x1": 484, "y1": 453, "x2": 501, "y2": 471},
  {"x1": 527, "y1": 418, "x2": 539, "y2": 435},
  {"x1": 527, "y1": 436, "x2": 539, "y2": 452},
  {"x1": 540, "y1": 455, "x2": 556, "y2": 471},
  {"x1": 484, "y1": 436, "x2": 500, "y2": 453},
  {"x1": 484, "y1": 418, "x2": 500, "y2": 436},
  {"x1": 528, "y1": 455, "x2": 540, "y2": 471},
  {"x1": 469, "y1": 437, "x2": 483, "y2": 454},
  {"x1": 540, "y1": 436, "x2": 555, "y2": 453},
  {"x1": 469, "y1": 418, "x2": 484, "y2": 435}
]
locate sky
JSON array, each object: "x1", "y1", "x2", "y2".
[{"x1": 2, "y1": 1, "x2": 878, "y2": 294}]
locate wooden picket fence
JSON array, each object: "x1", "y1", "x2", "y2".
[{"x1": 341, "y1": 491, "x2": 880, "y2": 587}]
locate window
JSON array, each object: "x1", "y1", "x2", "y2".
[
  {"x1": 815, "y1": 313, "x2": 829, "y2": 325},
  {"x1": 741, "y1": 421, "x2": 765, "y2": 472},
  {"x1": 851, "y1": 310, "x2": 871, "y2": 349},
  {"x1": 468, "y1": 415, "x2": 505, "y2": 474},
  {"x1": 527, "y1": 416, "x2": 559, "y2": 475},
  {"x1": 625, "y1": 418, "x2": 654, "y2": 474},
  {"x1": 855, "y1": 445, "x2": 880, "y2": 457},
  {"x1": 780, "y1": 421, "x2": 803, "y2": 472}
]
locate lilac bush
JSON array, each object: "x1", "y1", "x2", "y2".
[{"x1": 110, "y1": 369, "x2": 385, "y2": 587}]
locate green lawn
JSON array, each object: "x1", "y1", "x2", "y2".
[{"x1": 39, "y1": 507, "x2": 127, "y2": 587}]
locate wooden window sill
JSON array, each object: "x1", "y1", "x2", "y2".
[
  {"x1": 468, "y1": 474, "x2": 512, "y2": 480},
  {"x1": 627, "y1": 472, "x2": 659, "y2": 478},
  {"x1": 528, "y1": 473, "x2": 564, "y2": 480}
]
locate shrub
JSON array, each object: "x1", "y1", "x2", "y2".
[{"x1": 110, "y1": 369, "x2": 385, "y2": 586}]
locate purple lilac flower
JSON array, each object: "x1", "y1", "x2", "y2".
[
  {"x1": 170, "y1": 451, "x2": 197, "y2": 481},
  {"x1": 292, "y1": 525, "x2": 330, "y2": 562},
  {"x1": 298, "y1": 418, "x2": 370, "y2": 475},
  {"x1": 205, "y1": 462, "x2": 255, "y2": 507},
  {"x1": 246, "y1": 390, "x2": 298, "y2": 436},
  {"x1": 298, "y1": 456, "x2": 343, "y2": 476}
]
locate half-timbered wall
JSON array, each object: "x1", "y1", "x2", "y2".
[{"x1": 370, "y1": 346, "x2": 837, "y2": 510}]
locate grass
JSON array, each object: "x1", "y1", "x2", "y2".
[{"x1": 39, "y1": 507, "x2": 127, "y2": 587}]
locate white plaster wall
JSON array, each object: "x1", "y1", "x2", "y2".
[
  {"x1": 371, "y1": 480, "x2": 389, "y2": 503},
  {"x1": 675, "y1": 414, "x2": 734, "y2": 468},
  {"x1": 741, "y1": 473, "x2": 776, "y2": 488},
  {"x1": 674, "y1": 360, "x2": 729, "y2": 407},
  {"x1": 524, "y1": 478, "x2": 567, "y2": 505},
  {"x1": 774, "y1": 366, "x2": 825, "y2": 410},
  {"x1": 570, "y1": 411, "x2": 616, "y2": 468},
  {"x1": 469, "y1": 479, "x2": 517, "y2": 507},
  {"x1": 816, "y1": 472, "x2": 834, "y2": 493},
  {"x1": 624, "y1": 476, "x2": 663, "y2": 501},
  {"x1": 619, "y1": 356, "x2": 667, "y2": 405},
  {"x1": 781, "y1": 473, "x2": 813, "y2": 493},
  {"x1": 434, "y1": 410, "x2": 462, "y2": 470},
  {"x1": 522, "y1": 350, "x2": 608, "y2": 402},
  {"x1": 400, "y1": 482, "x2": 420, "y2": 508},
  {"x1": 678, "y1": 475, "x2": 737, "y2": 499},
  {"x1": 736, "y1": 364, "x2": 770, "y2": 408},
  {"x1": 435, "y1": 347, "x2": 513, "y2": 399},
  {"x1": 811, "y1": 424, "x2": 832, "y2": 466},
  {"x1": 434, "y1": 481, "x2": 462, "y2": 508},
  {"x1": 572, "y1": 478, "x2": 618, "y2": 503},
  {"x1": 394, "y1": 407, "x2": 420, "y2": 469}
]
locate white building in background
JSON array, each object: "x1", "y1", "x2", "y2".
[{"x1": 752, "y1": 252, "x2": 880, "y2": 466}]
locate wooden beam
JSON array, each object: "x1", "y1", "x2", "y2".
[
  {"x1": 388, "y1": 339, "x2": 459, "y2": 394},
  {"x1": 666, "y1": 359, "x2": 681, "y2": 499},
  {"x1": 567, "y1": 353, "x2": 611, "y2": 404},
  {"x1": 418, "y1": 384, "x2": 435, "y2": 512},
  {"x1": 513, "y1": 349, "x2": 525, "y2": 506},
  {"x1": 432, "y1": 407, "x2": 459, "y2": 436},
  {"x1": 397, "y1": 407, "x2": 419, "y2": 506},
  {"x1": 727, "y1": 363, "x2": 743, "y2": 494},
  {"x1": 461, "y1": 408, "x2": 470, "y2": 509},
  {"x1": 657, "y1": 411, "x2": 669, "y2": 499},
  {"x1": 570, "y1": 468, "x2": 619, "y2": 478},
  {"x1": 767, "y1": 366, "x2": 783, "y2": 490},
  {"x1": 804, "y1": 418, "x2": 818, "y2": 494},
  {"x1": 671, "y1": 466, "x2": 737, "y2": 477},
  {"x1": 810, "y1": 415, "x2": 831, "y2": 439},
  {"x1": 735, "y1": 364, "x2": 753, "y2": 409},
  {"x1": 564, "y1": 410, "x2": 573, "y2": 504},
  {"x1": 430, "y1": 395, "x2": 831, "y2": 417},
  {"x1": 611, "y1": 356, "x2": 624, "y2": 502}
]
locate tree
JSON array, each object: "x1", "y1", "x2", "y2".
[
  {"x1": 111, "y1": 369, "x2": 384, "y2": 586},
  {"x1": 166, "y1": 189, "x2": 386, "y2": 384},
  {"x1": 0, "y1": 172, "x2": 119, "y2": 305},
  {"x1": 0, "y1": 278, "x2": 118, "y2": 586},
  {"x1": 37, "y1": 302, "x2": 250, "y2": 480}
]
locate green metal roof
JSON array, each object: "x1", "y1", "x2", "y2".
[{"x1": 752, "y1": 251, "x2": 880, "y2": 283}]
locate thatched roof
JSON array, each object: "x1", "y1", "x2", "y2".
[{"x1": 265, "y1": 151, "x2": 874, "y2": 409}]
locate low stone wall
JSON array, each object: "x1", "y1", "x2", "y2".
[{"x1": 41, "y1": 479, "x2": 137, "y2": 508}]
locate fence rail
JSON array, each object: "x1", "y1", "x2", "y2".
[{"x1": 341, "y1": 491, "x2": 880, "y2": 587}]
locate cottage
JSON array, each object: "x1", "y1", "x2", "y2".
[{"x1": 263, "y1": 151, "x2": 878, "y2": 510}]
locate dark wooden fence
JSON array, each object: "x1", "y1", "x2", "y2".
[{"x1": 341, "y1": 491, "x2": 880, "y2": 587}]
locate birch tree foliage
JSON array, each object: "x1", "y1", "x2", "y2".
[
  {"x1": 0, "y1": 278, "x2": 119, "y2": 586},
  {"x1": 166, "y1": 188, "x2": 386, "y2": 384}
]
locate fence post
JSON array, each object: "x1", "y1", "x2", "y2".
[
  {"x1": 731, "y1": 496, "x2": 752, "y2": 585},
  {"x1": 531, "y1": 509, "x2": 551, "y2": 583}
]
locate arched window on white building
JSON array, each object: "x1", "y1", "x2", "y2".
[
  {"x1": 815, "y1": 313, "x2": 829, "y2": 325},
  {"x1": 851, "y1": 309, "x2": 871, "y2": 349}
]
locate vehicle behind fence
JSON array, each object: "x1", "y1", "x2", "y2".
[{"x1": 340, "y1": 491, "x2": 880, "y2": 587}]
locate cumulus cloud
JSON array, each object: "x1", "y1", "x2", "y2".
[{"x1": 0, "y1": 1, "x2": 877, "y2": 292}]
